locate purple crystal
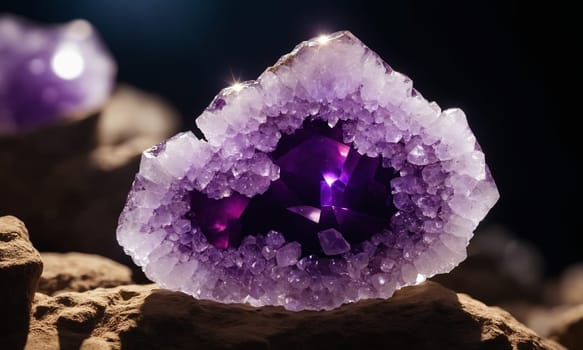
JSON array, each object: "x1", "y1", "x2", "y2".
[
  {"x1": 317, "y1": 228, "x2": 351, "y2": 256},
  {"x1": 194, "y1": 119, "x2": 396, "y2": 255},
  {"x1": 0, "y1": 15, "x2": 115, "y2": 134},
  {"x1": 117, "y1": 31, "x2": 499, "y2": 311},
  {"x1": 276, "y1": 242, "x2": 301, "y2": 267}
]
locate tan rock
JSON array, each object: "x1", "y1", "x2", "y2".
[
  {"x1": 0, "y1": 86, "x2": 178, "y2": 266},
  {"x1": 548, "y1": 304, "x2": 583, "y2": 350},
  {"x1": 0, "y1": 216, "x2": 43, "y2": 349},
  {"x1": 25, "y1": 281, "x2": 563, "y2": 350},
  {"x1": 38, "y1": 252, "x2": 132, "y2": 296},
  {"x1": 557, "y1": 264, "x2": 583, "y2": 305}
]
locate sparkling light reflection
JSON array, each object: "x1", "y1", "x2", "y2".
[
  {"x1": 51, "y1": 45, "x2": 85, "y2": 80},
  {"x1": 323, "y1": 172, "x2": 338, "y2": 186},
  {"x1": 287, "y1": 206, "x2": 322, "y2": 223},
  {"x1": 415, "y1": 273, "x2": 427, "y2": 285},
  {"x1": 230, "y1": 82, "x2": 243, "y2": 92},
  {"x1": 316, "y1": 34, "x2": 330, "y2": 45}
]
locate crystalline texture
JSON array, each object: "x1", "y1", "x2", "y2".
[
  {"x1": 0, "y1": 15, "x2": 115, "y2": 134},
  {"x1": 317, "y1": 228, "x2": 351, "y2": 256},
  {"x1": 194, "y1": 119, "x2": 397, "y2": 255},
  {"x1": 117, "y1": 31, "x2": 499, "y2": 311}
]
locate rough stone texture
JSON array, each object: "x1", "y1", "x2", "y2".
[
  {"x1": 38, "y1": 252, "x2": 133, "y2": 296},
  {"x1": 25, "y1": 281, "x2": 562, "y2": 350},
  {"x1": 0, "y1": 86, "x2": 178, "y2": 266},
  {"x1": 0, "y1": 216, "x2": 43, "y2": 350},
  {"x1": 548, "y1": 304, "x2": 583, "y2": 350}
]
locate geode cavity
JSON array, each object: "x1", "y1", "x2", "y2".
[{"x1": 117, "y1": 31, "x2": 499, "y2": 311}]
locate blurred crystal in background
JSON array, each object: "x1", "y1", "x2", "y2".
[
  {"x1": 0, "y1": 15, "x2": 115, "y2": 134},
  {"x1": 0, "y1": 16, "x2": 179, "y2": 271}
]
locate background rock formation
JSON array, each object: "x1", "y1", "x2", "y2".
[
  {"x1": 548, "y1": 304, "x2": 583, "y2": 350},
  {"x1": 433, "y1": 226, "x2": 545, "y2": 306},
  {"x1": 0, "y1": 86, "x2": 178, "y2": 265},
  {"x1": 38, "y1": 252, "x2": 132, "y2": 296}
]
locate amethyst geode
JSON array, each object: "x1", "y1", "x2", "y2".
[
  {"x1": 0, "y1": 16, "x2": 115, "y2": 134},
  {"x1": 118, "y1": 31, "x2": 499, "y2": 310}
]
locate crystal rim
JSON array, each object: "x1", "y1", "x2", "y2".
[{"x1": 117, "y1": 31, "x2": 499, "y2": 310}]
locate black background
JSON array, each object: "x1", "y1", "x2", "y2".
[{"x1": 2, "y1": 1, "x2": 572, "y2": 274}]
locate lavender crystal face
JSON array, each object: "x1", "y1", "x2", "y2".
[
  {"x1": 118, "y1": 31, "x2": 499, "y2": 311},
  {"x1": 0, "y1": 16, "x2": 115, "y2": 134}
]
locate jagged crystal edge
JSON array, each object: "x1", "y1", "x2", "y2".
[{"x1": 117, "y1": 31, "x2": 499, "y2": 311}]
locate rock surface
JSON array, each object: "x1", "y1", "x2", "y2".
[
  {"x1": 555, "y1": 264, "x2": 583, "y2": 306},
  {"x1": 0, "y1": 86, "x2": 178, "y2": 265},
  {"x1": 38, "y1": 252, "x2": 132, "y2": 296},
  {"x1": 548, "y1": 304, "x2": 583, "y2": 350},
  {"x1": 0, "y1": 216, "x2": 43, "y2": 350},
  {"x1": 496, "y1": 263, "x2": 583, "y2": 348},
  {"x1": 25, "y1": 281, "x2": 562, "y2": 350}
]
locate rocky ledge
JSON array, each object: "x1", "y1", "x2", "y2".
[
  {"x1": 26, "y1": 284, "x2": 563, "y2": 350},
  {"x1": 0, "y1": 217, "x2": 569, "y2": 350},
  {"x1": 38, "y1": 252, "x2": 133, "y2": 296}
]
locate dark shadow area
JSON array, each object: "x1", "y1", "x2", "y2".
[
  {"x1": 267, "y1": 288, "x2": 494, "y2": 350},
  {"x1": 118, "y1": 282, "x2": 511, "y2": 350},
  {"x1": 0, "y1": 263, "x2": 38, "y2": 350},
  {"x1": 552, "y1": 316, "x2": 583, "y2": 350},
  {"x1": 433, "y1": 255, "x2": 542, "y2": 304},
  {"x1": 0, "y1": 111, "x2": 144, "y2": 277},
  {"x1": 56, "y1": 317, "x2": 96, "y2": 350},
  {"x1": 0, "y1": 217, "x2": 43, "y2": 350}
]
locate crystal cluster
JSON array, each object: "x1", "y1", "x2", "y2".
[
  {"x1": 118, "y1": 31, "x2": 499, "y2": 310},
  {"x1": 0, "y1": 15, "x2": 115, "y2": 134}
]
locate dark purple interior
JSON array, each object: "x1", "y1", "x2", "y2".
[{"x1": 190, "y1": 118, "x2": 400, "y2": 257}]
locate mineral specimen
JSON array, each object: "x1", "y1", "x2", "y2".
[
  {"x1": 118, "y1": 31, "x2": 499, "y2": 310},
  {"x1": 0, "y1": 15, "x2": 115, "y2": 134}
]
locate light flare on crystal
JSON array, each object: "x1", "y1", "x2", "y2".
[
  {"x1": 230, "y1": 82, "x2": 244, "y2": 92},
  {"x1": 117, "y1": 31, "x2": 499, "y2": 311},
  {"x1": 316, "y1": 34, "x2": 331, "y2": 45}
]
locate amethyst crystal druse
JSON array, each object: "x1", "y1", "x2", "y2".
[
  {"x1": 118, "y1": 31, "x2": 499, "y2": 311},
  {"x1": 0, "y1": 15, "x2": 115, "y2": 134}
]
